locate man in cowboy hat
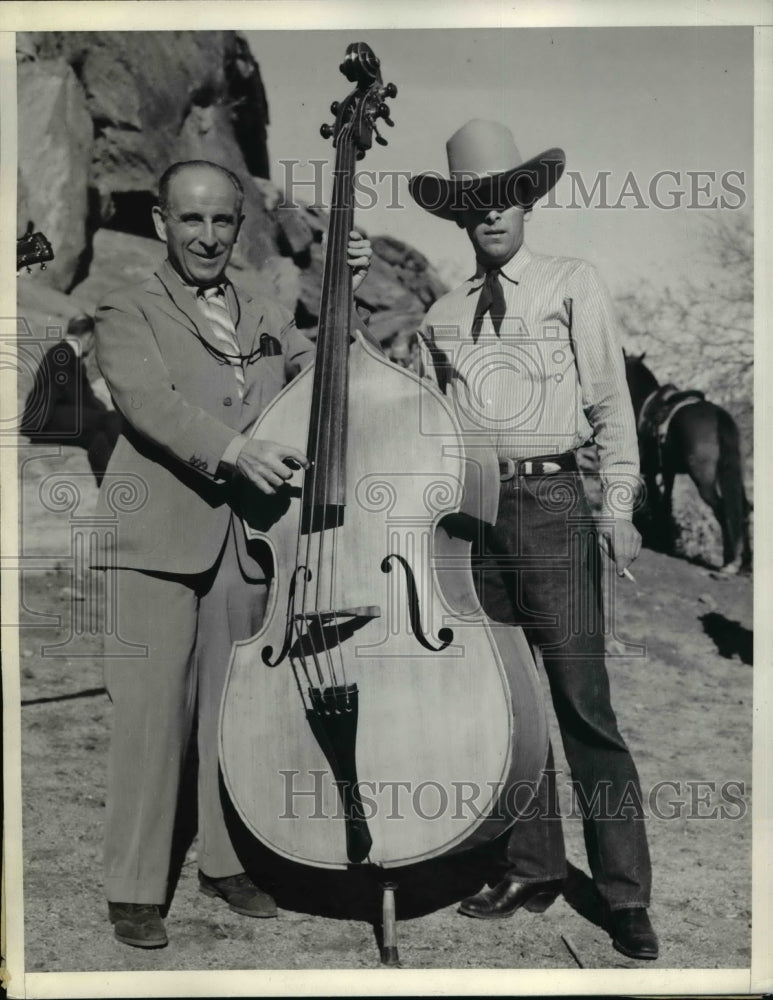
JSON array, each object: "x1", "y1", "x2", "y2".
[{"x1": 409, "y1": 120, "x2": 658, "y2": 961}]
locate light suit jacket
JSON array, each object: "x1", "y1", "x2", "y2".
[{"x1": 94, "y1": 259, "x2": 315, "y2": 576}]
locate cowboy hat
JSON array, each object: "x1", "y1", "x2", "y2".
[{"x1": 409, "y1": 119, "x2": 565, "y2": 221}]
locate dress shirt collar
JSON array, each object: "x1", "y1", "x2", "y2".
[
  {"x1": 198, "y1": 284, "x2": 227, "y2": 300},
  {"x1": 166, "y1": 259, "x2": 231, "y2": 298},
  {"x1": 471, "y1": 243, "x2": 533, "y2": 287}
]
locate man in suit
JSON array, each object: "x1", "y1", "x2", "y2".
[
  {"x1": 409, "y1": 120, "x2": 658, "y2": 961},
  {"x1": 21, "y1": 314, "x2": 121, "y2": 485},
  {"x1": 94, "y1": 159, "x2": 371, "y2": 948}
]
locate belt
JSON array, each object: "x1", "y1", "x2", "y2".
[{"x1": 499, "y1": 450, "x2": 578, "y2": 481}]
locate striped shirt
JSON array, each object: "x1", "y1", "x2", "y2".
[{"x1": 419, "y1": 244, "x2": 638, "y2": 518}]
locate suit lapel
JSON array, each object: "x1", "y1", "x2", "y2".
[
  {"x1": 151, "y1": 261, "x2": 232, "y2": 352},
  {"x1": 229, "y1": 279, "x2": 263, "y2": 355},
  {"x1": 150, "y1": 261, "x2": 266, "y2": 357}
]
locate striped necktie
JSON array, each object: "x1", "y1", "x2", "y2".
[{"x1": 197, "y1": 285, "x2": 245, "y2": 399}]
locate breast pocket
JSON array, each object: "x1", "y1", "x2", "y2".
[{"x1": 245, "y1": 354, "x2": 287, "y2": 410}]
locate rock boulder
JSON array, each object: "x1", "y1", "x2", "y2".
[
  {"x1": 17, "y1": 58, "x2": 93, "y2": 291},
  {"x1": 17, "y1": 31, "x2": 447, "y2": 352},
  {"x1": 17, "y1": 30, "x2": 274, "y2": 284}
]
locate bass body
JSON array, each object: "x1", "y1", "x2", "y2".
[
  {"x1": 220, "y1": 329, "x2": 548, "y2": 868},
  {"x1": 219, "y1": 40, "x2": 548, "y2": 877}
]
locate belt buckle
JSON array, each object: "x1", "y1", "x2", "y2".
[{"x1": 499, "y1": 457, "x2": 516, "y2": 482}]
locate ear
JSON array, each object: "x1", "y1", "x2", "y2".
[
  {"x1": 234, "y1": 213, "x2": 245, "y2": 242},
  {"x1": 151, "y1": 206, "x2": 168, "y2": 244}
]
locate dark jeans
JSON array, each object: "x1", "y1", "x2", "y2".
[{"x1": 472, "y1": 470, "x2": 651, "y2": 910}]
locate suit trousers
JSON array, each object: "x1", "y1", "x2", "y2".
[
  {"x1": 473, "y1": 471, "x2": 652, "y2": 910},
  {"x1": 102, "y1": 518, "x2": 267, "y2": 904}
]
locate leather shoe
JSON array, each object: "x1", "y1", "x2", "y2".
[
  {"x1": 608, "y1": 907, "x2": 659, "y2": 960},
  {"x1": 458, "y1": 878, "x2": 563, "y2": 919},
  {"x1": 198, "y1": 871, "x2": 277, "y2": 918},
  {"x1": 108, "y1": 902, "x2": 168, "y2": 948}
]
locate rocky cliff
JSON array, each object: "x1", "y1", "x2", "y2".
[{"x1": 16, "y1": 30, "x2": 445, "y2": 348}]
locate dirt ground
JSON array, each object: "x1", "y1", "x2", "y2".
[{"x1": 14, "y1": 464, "x2": 753, "y2": 977}]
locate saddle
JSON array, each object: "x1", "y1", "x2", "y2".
[{"x1": 639, "y1": 384, "x2": 705, "y2": 447}]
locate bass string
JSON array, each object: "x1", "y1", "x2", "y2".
[
  {"x1": 310, "y1": 129, "x2": 349, "y2": 693},
  {"x1": 328, "y1": 133, "x2": 357, "y2": 701},
  {"x1": 294, "y1": 131, "x2": 343, "y2": 688},
  {"x1": 318, "y1": 129, "x2": 355, "y2": 699},
  {"x1": 293, "y1": 119, "x2": 356, "y2": 698}
]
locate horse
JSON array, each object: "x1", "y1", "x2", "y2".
[{"x1": 623, "y1": 351, "x2": 751, "y2": 574}]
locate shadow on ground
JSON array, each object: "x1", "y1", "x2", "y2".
[{"x1": 700, "y1": 612, "x2": 753, "y2": 665}]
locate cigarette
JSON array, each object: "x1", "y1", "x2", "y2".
[{"x1": 622, "y1": 567, "x2": 636, "y2": 583}]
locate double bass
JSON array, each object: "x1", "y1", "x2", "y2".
[{"x1": 220, "y1": 42, "x2": 548, "y2": 958}]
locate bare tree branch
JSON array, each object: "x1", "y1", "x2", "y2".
[{"x1": 616, "y1": 212, "x2": 753, "y2": 413}]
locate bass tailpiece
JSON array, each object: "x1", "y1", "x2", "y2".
[{"x1": 305, "y1": 683, "x2": 373, "y2": 864}]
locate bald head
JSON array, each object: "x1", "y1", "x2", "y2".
[
  {"x1": 158, "y1": 161, "x2": 244, "y2": 216},
  {"x1": 152, "y1": 161, "x2": 245, "y2": 287}
]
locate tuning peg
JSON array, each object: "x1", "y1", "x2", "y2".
[
  {"x1": 377, "y1": 103, "x2": 394, "y2": 127},
  {"x1": 320, "y1": 123, "x2": 335, "y2": 139},
  {"x1": 383, "y1": 82, "x2": 397, "y2": 99},
  {"x1": 365, "y1": 113, "x2": 389, "y2": 147},
  {"x1": 330, "y1": 101, "x2": 340, "y2": 115}
]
